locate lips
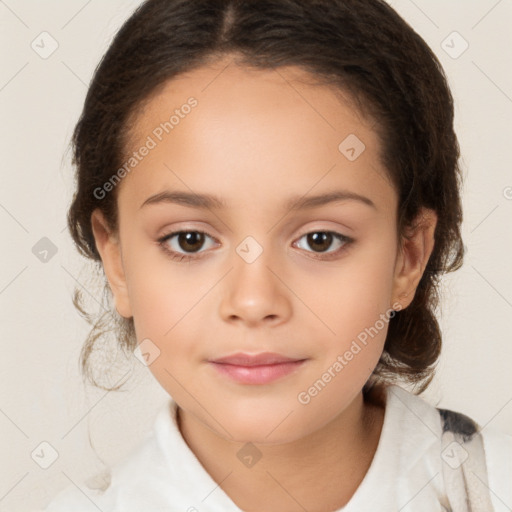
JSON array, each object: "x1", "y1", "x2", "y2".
[
  {"x1": 210, "y1": 352, "x2": 305, "y2": 366},
  {"x1": 208, "y1": 352, "x2": 308, "y2": 385}
]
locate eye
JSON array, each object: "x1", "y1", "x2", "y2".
[
  {"x1": 157, "y1": 229, "x2": 353, "y2": 263},
  {"x1": 158, "y1": 230, "x2": 218, "y2": 262},
  {"x1": 293, "y1": 231, "x2": 353, "y2": 259}
]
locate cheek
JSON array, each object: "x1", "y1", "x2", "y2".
[
  {"x1": 311, "y1": 235, "x2": 397, "y2": 372},
  {"x1": 322, "y1": 237, "x2": 397, "y2": 325},
  {"x1": 123, "y1": 245, "x2": 214, "y2": 380},
  {"x1": 121, "y1": 234, "x2": 200, "y2": 334}
]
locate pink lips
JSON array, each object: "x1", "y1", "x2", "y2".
[{"x1": 209, "y1": 352, "x2": 307, "y2": 385}]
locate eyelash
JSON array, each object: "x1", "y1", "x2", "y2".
[{"x1": 157, "y1": 229, "x2": 354, "y2": 263}]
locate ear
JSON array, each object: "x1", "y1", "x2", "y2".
[
  {"x1": 391, "y1": 207, "x2": 438, "y2": 310},
  {"x1": 90, "y1": 208, "x2": 133, "y2": 318}
]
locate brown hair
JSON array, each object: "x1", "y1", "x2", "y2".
[{"x1": 67, "y1": 0, "x2": 464, "y2": 393}]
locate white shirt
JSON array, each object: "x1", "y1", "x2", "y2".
[{"x1": 43, "y1": 385, "x2": 512, "y2": 511}]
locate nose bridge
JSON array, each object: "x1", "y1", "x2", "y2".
[{"x1": 218, "y1": 233, "x2": 291, "y2": 325}]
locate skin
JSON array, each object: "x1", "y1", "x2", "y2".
[{"x1": 91, "y1": 57, "x2": 437, "y2": 511}]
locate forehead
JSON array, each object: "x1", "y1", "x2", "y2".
[
  {"x1": 127, "y1": 61, "x2": 372, "y2": 150},
  {"x1": 118, "y1": 60, "x2": 394, "y2": 214}
]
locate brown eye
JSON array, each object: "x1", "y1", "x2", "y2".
[
  {"x1": 306, "y1": 232, "x2": 333, "y2": 252},
  {"x1": 159, "y1": 230, "x2": 217, "y2": 259},
  {"x1": 294, "y1": 231, "x2": 352, "y2": 258},
  {"x1": 176, "y1": 231, "x2": 206, "y2": 253}
]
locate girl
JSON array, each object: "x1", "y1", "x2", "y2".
[{"x1": 44, "y1": 0, "x2": 512, "y2": 510}]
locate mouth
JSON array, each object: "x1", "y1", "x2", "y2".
[{"x1": 208, "y1": 352, "x2": 308, "y2": 385}]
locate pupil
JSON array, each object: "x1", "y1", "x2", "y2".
[
  {"x1": 176, "y1": 232, "x2": 333, "y2": 254},
  {"x1": 308, "y1": 232, "x2": 332, "y2": 252},
  {"x1": 179, "y1": 232, "x2": 204, "y2": 252}
]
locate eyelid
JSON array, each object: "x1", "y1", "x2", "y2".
[
  {"x1": 157, "y1": 224, "x2": 351, "y2": 246},
  {"x1": 158, "y1": 228, "x2": 219, "y2": 250},
  {"x1": 292, "y1": 231, "x2": 353, "y2": 259},
  {"x1": 157, "y1": 228, "x2": 219, "y2": 263},
  {"x1": 157, "y1": 225, "x2": 354, "y2": 262}
]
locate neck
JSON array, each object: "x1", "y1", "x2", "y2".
[{"x1": 177, "y1": 387, "x2": 386, "y2": 511}]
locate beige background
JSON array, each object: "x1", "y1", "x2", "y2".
[{"x1": 0, "y1": 0, "x2": 511, "y2": 510}]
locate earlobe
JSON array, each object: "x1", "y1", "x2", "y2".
[
  {"x1": 90, "y1": 209, "x2": 133, "y2": 318},
  {"x1": 391, "y1": 208, "x2": 438, "y2": 310}
]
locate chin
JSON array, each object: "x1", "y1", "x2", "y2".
[
  {"x1": 217, "y1": 412, "x2": 309, "y2": 446},
  {"x1": 229, "y1": 428, "x2": 299, "y2": 446}
]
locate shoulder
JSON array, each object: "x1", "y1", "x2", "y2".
[
  {"x1": 381, "y1": 384, "x2": 443, "y2": 439},
  {"x1": 479, "y1": 424, "x2": 512, "y2": 510},
  {"x1": 43, "y1": 401, "x2": 175, "y2": 512},
  {"x1": 382, "y1": 384, "x2": 512, "y2": 509},
  {"x1": 42, "y1": 438, "x2": 158, "y2": 512},
  {"x1": 42, "y1": 478, "x2": 112, "y2": 512},
  {"x1": 383, "y1": 383, "x2": 512, "y2": 456}
]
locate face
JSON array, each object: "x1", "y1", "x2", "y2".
[{"x1": 92, "y1": 58, "x2": 435, "y2": 444}]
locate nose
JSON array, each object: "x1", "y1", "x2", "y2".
[{"x1": 218, "y1": 245, "x2": 292, "y2": 328}]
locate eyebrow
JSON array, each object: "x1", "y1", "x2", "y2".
[{"x1": 139, "y1": 189, "x2": 376, "y2": 211}]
